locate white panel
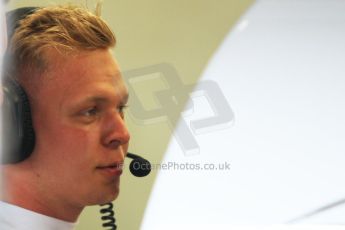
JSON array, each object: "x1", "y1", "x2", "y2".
[{"x1": 142, "y1": 0, "x2": 345, "y2": 228}]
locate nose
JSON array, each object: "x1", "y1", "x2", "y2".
[{"x1": 102, "y1": 111, "x2": 130, "y2": 149}]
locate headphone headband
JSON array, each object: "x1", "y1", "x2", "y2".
[{"x1": 6, "y1": 7, "x2": 39, "y2": 42}]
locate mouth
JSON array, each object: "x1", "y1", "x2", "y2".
[{"x1": 96, "y1": 163, "x2": 123, "y2": 177}]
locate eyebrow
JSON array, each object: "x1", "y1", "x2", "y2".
[{"x1": 75, "y1": 93, "x2": 129, "y2": 107}]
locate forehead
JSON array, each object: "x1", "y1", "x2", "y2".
[{"x1": 36, "y1": 49, "x2": 127, "y2": 104}]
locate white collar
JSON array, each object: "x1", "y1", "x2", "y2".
[{"x1": 0, "y1": 201, "x2": 77, "y2": 230}]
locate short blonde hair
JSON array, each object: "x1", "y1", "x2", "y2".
[{"x1": 7, "y1": 4, "x2": 116, "y2": 75}]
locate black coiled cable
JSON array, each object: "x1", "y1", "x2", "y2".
[
  {"x1": 99, "y1": 153, "x2": 151, "y2": 229},
  {"x1": 99, "y1": 202, "x2": 117, "y2": 230}
]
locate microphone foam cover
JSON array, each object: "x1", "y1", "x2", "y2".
[{"x1": 129, "y1": 158, "x2": 151, "y2": 177}]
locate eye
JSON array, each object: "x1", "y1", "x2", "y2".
[
  {"x1": 83, "y1": 107, "x2": 99, "y2": 117},
  {"x1": 75, "y1": 106, "x2": 100, "y2": 124}
]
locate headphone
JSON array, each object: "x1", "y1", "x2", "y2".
[{"x1": 1, "y1": 7, "x2": 39, "y2": 164}]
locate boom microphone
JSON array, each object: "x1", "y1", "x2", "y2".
[{"x1": 126, "y1": 152, "x2": 151, "y2": 177}]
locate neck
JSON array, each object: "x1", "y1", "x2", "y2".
[{"x1": 1, "y1": 163, "x2": 82, "y2": 222}]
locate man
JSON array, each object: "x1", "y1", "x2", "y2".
[{"x1": 0, "y1": 4, "x2": 130, "y2": 229}]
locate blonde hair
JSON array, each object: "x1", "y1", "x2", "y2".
[{"x1": 7, "y1": 4, "x2": 116, "y2": 74}]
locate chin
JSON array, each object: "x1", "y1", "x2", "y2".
[
  {"x1": 85, "y1": 186, "x2": 120, "y2": 206},
  {"x1": 99, "y1": 189, "x2": 119, "y2": 205}
]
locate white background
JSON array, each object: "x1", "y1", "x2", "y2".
[{"x1": 142, "y1": 0, "x2": 345, "y2": 228}]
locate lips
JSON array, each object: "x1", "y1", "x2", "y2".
[{"x1": 96, "y1": 163, "x2": 123, "y2": 176}]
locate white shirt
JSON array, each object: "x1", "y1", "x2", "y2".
[{"x1": 0, "y1": 201, "x2": 76, "y2": 230}]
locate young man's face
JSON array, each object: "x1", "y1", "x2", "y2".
[{"x1": 27, "y1": 49, "x2": 130, "y2": 208}]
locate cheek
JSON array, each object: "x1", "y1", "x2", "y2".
[
  {"x1": 32, "y1": 104, "x2": 101, "y2": 164},
  {"x1": 56, "y1": 126, "x2": 99, "y2": 154},
  {"x1": 36, "y1": 123, "x2": 100, "y2": 164}
]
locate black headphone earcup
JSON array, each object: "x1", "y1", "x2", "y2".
[
  {"x1": 1, "y1": 7, "x2": 39, "y2": 164},
  {"x1": 1, "y1": 78, "x2": 35, "y2": 164}
]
